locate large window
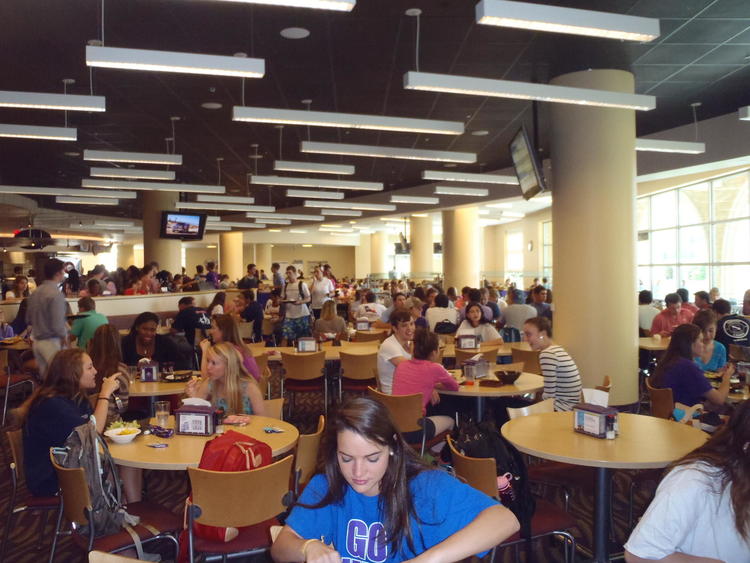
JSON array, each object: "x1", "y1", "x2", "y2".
[
  {"x1": 638, "y1": 170, "x2": 750, "y2": 306},
  {"x1": 542, "y1": 220, "x2": 552, "y2": 283},
  {"x1": 505, "y1": 231, "x2": 524, "y2": 285}
]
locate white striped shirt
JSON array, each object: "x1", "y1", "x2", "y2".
[{"x1": 539, "y1": 345, "x2": 582, "y2": 411}]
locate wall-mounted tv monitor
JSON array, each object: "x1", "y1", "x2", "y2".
[
  {"x1": 509, "y1": 126, "x2": 546, "y2": 201},
  {"x1": 160, "y1": 211, "x2": 207, "y2": 240}
]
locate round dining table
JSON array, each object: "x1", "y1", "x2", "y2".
[
  {"x1": 501, "y1": 411, "x2": 708, "y2": 563},
  {"x1": 108, "y1": 415, "x2": 299, "y2": 470}
]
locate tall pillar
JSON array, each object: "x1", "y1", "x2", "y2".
[
  {"x1": 355, "y1": 234, "x2": 371, "y2": 279},
  {"x1": 370, "y1": 231, "x2": 388, "y2": 278},
  {"x1": 409, "y1": 216, "x2": 433, "y2": 280},
  {"x1": 550, "y1": 69, "x2": 637, "y2": 405},
  {"x1": 142, "y1": 191, "x2": 181, "y2": 273},
  {"x1": 118, "y1": 244, "x2": 135, "y2": 268},
  {"x1": 255, "y1": 243, "x2": 272, "y2": 273},
  {"x1": 442, "y1": 207, "x2": 480, "y2": 290},
  {"x1": 481, "y1": 225, "x2": 502, "y2": 282},
  {"x1": 219, "y1": 231, "x2": 243, "y2": 282}
]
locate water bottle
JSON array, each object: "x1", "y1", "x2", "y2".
[{"x1": 497, "y1": 472, "x2": 516, "y2": 505}]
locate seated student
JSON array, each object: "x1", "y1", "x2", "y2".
[
  {"x1": 172, "y1": 296, "x2": 211, "y2": 348},
  {"x1": 457, "y1": 289, "x2": 493, "y2": 323},
  {"x1": 502, "y1": 289, "x2": 537, "y2": 331},
  {"x1": 0, "y1": 309, "x2": 14, "y2": 339},
  {"x1": 87, "y1": 324, "x2": 131, "y2": 425},
  {"x1": 456, "y1": 302, "x2": 504, "y2": 346},
  {"x1": 713, "y1": 298, "x2": 750, "y2": 349},
  {"x1": 70, "y1": 296, "x2": 108, "y2": 350},
  {"x1": 271, "y1": 397, "x2": 519, "y2": 563},
  {"x1": 186, "y1": 342, "x2": 265, "y2": 416},
  {"x1": 264, "y1": 289, "x2": 283, "y2": 342},
  {"x1": 206, "y1": 291, "x2": 227, "y2": 317},
  {"x1": 650, "y1": 293, "x2": 694, "y2": 337},
  {"x1": 313, "y1": 300, "x2": 346, "y2": 341},
  {"x1": 426, "y1": 293, "x2": 459, "y2": 332},
  {"x1": 624, "y1": 399, "x2": 750, "y2": 562},
  {"x1": 200, "y1": 314, "x2": 260, "y2": 382},
  {"x1": 652, "y1": 323, "x2": 734, "y2": 409},
  {"x1": 121, "y1": 312, "x2": 191, "y2": 370},
  {"x1": 393, "y1": 329, "x2": 458, "y2": 441},
  {"x1": 523, "y1": 317, "x2": 582, "y2": 412},
  {"x1": 405, "y1": 296, "x2": 429, "y2": 330},
  {"x1": 357, "y1": 291, "x2": 387, "y2": 323},
  {"x1": 377, "y1": 310, "x2": 414, "y2": 394},
  {"x1": 676, "y1": 287, "x2": 699, "y2": 316},
  {"x1": 5, "y1": 275, "x2": 30, "y2": 300},
  {"x1": 638, "y1": 290, "x2": 660, "y2": 336},
  {"x1": 235, "y1": 289, "x2": 263, "y2": 343},
  {"x1": 692, "y1": 309, "x2": 728, "y2": 372}
]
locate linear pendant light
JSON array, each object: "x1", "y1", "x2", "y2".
[
  {"x1": 301, "y1": 140, "x2": 476, "y2": 163},
  {"x1": 389, "y1": 195, "x2": 440, "y2": 204},
  {"x1": 286, "y1": 189, "x2": 345, "y2": 200},
  {"x1": 422, "y1": 170, "x2": 518, "y2": 185},
  {"x1": 86, "y1": 46, "x2": 265, "y2": 78},
  {"x1": 274, "y1": 160, "x2": 355, "y2": 175},
  {"x1": 244, "y1": 212, "x2": 325, "y2": 221},
  {"x1": 251, "y1": 174, "x2": 383, "y2": 191},
  {"x1": 320, "y1": 208, "x2": 362, "y2": 217},
  {"x1": 303, "y1": 199, "x2": 397, "y2": 211},
  {"x1": 233, "y1": 106, "x2": 464, "y2": 135},
  {"x1": 205, "y1": 224, "x2": 232, "y2": 231},
  {"x1": 0, "y1": 185, "x2": 136, "y2": 199},
  {"x1": 250, "y1": 217, "x2": 291, "y2": 225},
  {"x1": 206, "y1": 220, "x2": 267, "y2": 229},
  {"x1": 195, "y1": 194, "x2": 258, "y2": 205},
  {"x1": 476, "y1": 0, "x2": 659, "y2": 42},
  {"x1": 0, "y1": 90, "x2": 106, "y2": 112},
  {"x1": 176, "y1": 202, "x2": 273, "y2": 212},
  {"x1": 84, "y1": 149, "x2": 182, "y2": 165},
  {"x1": 739, "y1": 106, "x2": 750, "y2": 121},
  {"x1": 57, "y1": 196, "x2": 119, "y2": 205},
  {"x1": 82, "y1": 179, "x2": 224, "y2": 193},
  {"x1": 404, "y1": 71, "x2": 656, "y2": 111},
  {"x1": 90, "y1": 167, "x2": 175, "y2": 180},
  {"x1": 635, "y1": 138, "x2": 706, "y2": 154},
  {"x1": 0, "y1": 123, "x2": 77, "y2": 141},
  {"x1": 434, "y1": 186, "x2": 489, "y2": 196},
  {"x1": 206, "y1": 0, "x2": 355, "y2": 10}
]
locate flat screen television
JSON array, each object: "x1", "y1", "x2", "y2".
[
  {"x1": 160, "y1": 211, "x2": 207, "y2": 240},
  {"x1": 509, "y1": 126, "x2": 546, "y2": 201}
]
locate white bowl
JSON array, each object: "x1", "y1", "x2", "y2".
[{"x1": 104, "y1": 428, "x2": 141, "y2": 444}]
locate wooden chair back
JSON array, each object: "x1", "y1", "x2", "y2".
[
  {"x1": 511, "y1": 348, "x2": 541, "y2": 374},
  {"x1": 263, "y1": 398, "x2": 284, "y2": 420},
  {"x1": 238, "y1": 321, "x2": 255, "y2": 342},
  {"x1": 280, "y1": 351, "x2": 325, "y2": 381},
  {"x1": 339, "y1": 352, "x2": 377, "y2": 381},
  {"x1": 646, "y1": 379, "x2": 674, "y2": 420},
  {"x1": 6, "y1": 429, "x2": 24, "y2": 483},
  {"x1": 446, "y1": 436, "x2": 498, "y2": 498},
  {"x1": 355, "y1": 331, "x2": 387, "y2": 343},
  {"x1": 596, "y1": 375, "x2": 612, "y2": 392},
  {"x1": 729, "y1": 344, "x2": 750, "y2": 362},
  {"x1": 248, "y1": 341, "x2": 268, "y2": 352},
  {"x1": 455, "y1": 347, "x2": 498, "y2": 366},
  {"x1": 188, "y1": 455, "x2": 293, "y2": 528},
  {"x1": 295, "y1": 415, "x2": 325, "y2": 489},
  {"x1": 250, "y1": 351, "x2": 272, "y2": 398},
  {"x1": 49, "y1": 453, "x2": 92, "y2": 526},
  {"x1": 367, "y1": 387, "x2": 422, "y2": 433},
  {"x1": 506, "y1": 398, "x2": 555, "y2": 419}
]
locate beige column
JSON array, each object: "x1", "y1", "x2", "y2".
[
  {"x1": 219, "y1": 231, "x2": 244, "y2": 282},
  {"x1": 481, "y1": 225, "x2": 503, "y2": 282},
  {"x1": 255, "y1": 243, "x2": 272, "y2": 273},
  {"x1": 142, "y1": 191, "x2": 181, "y2": 273},
  {"x1": 355, "y1": 234, "x2": 372, "y2": 279},
  {"x1": 442, "y1": 207, "x2": 480, "y2": 289},
  {"x1": 118, "y1": 244, "x2": 135, "y2": 268},
  {"x1": 370, "y1": 231, "x2": 388, "y2": 278},
  {"x1": 550, "y1": 69, "x2": 637, "y2": 405},
  {"x1": 409, "y1": 216, "x2": 433, "y2": 280}
]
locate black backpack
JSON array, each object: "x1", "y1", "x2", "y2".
[{"x1": 434, "y1": 319, "x2": 458, "y2": 334}]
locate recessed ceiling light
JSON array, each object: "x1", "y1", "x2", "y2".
[
  {"x1": 443, "y1": 163, "x2": 457, "y2": 168},
  {"x1": 280, "y1": 27, "x2": 310, "y2": 39},
  {"x1": 302, "y1": 244, "x2": 313, "y2": 247},
  {"x1": 206, "y1": 245, "x2": 217, "y2": 248},
  {"x1": 471, "y1": 130, "x2": 489, "y2": 136},
  {"x1": 268, "y1": 229, "x2": 282, "y2": 232},
  {"x1": 64, "y1": 151, "x2": 81, "y2": 157},
  {"x1": 201, "y1": 101, "x2": 223, "y2": 110}
]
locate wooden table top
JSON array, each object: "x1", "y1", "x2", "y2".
[
  {"x1": 438, "y1": 370, "x2": 544, "y2": 398},
  {"x1": 441, "y1": 343, "x2": 513, "y2": 359},
  {"x1": 264, "y1": 341, "x2": 379, "y2": 361},
  {"x1": 638, "y1": 337, "x2": 670, "y2": 351},
  {"x1": 129, "y1": 377, "x2": 195, "y2": 397},
  {"x1": 0, "y1": 338, "x2": 31, "y2": 351},
  {"x1": 501, "y1": 412, "x2": 707, "y2": 469},
  {"x1": 107, "y1": 415, "x2": 299, "y2": 470},
  {"x1": 727, "y1": 385, "x2": 749, "y2": 403}
]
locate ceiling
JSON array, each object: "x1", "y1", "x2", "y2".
[{"x1": 2, "y1": 0, "x2": 750, "y2": 230}]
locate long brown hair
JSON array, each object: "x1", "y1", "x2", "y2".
[
  {"x1": 212, "y1": 314, "x2": 243, "y2": 347},
  {"x1": 88, "y1": 324, "x2": 124, "y2": 389},
  {"x1": 302, "y1": 397, "x2": 428, "y2": 555},
  {"x1": 652, "y1": 324, "x2": 701, "y2": 387},
  {"x1": 671, "y1": 399, "x2": 750, "y2": 541},
  {"x1": 14, "y1": 349, "x2": 87, "y2": 424}
]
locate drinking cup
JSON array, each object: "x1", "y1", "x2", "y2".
[{"x1": 155, "y1": 401, "x2": 170, "y2": 428}]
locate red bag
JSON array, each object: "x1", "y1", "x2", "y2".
[{"x1": 179, "y1": 430, "x2": 272, "y2": 561}]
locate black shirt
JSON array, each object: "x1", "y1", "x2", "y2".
[
  {"x1": 240, "y1": 301, "x2": 264, "y2": 341},
  {"x1": 121, "y1": 333, "x2": 192, "y2": 370},
  {"x1": 716, "y1": 314, "x2": 750, "y2": 348},
  {"x1": 237, "y1": 276, "x2": 259, "y2": 290},
  {"x1": 172, "y1": 306, "x2": 211, "y2": 346}
]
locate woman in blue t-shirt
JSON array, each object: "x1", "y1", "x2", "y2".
[
  {"x1": 692, "y1": 309, "x2": 728, "y2": 372},
  {"x1": 271, "y1": 397, "x2": 519, "y2": 563}
]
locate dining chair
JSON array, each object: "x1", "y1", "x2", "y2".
[
  {"x1": 0, "y1": 349, "x2": 35, "y2": 426},
  {"x1": 506, "y1": 398, "x2": 555, "y2": 419},
  {"x1": 511, "y1": 348, "x2": 541, "y2": 375},
  {"x1": 263, "y1": 398, "x2": 284, "y2": 420},
  {"x1": 1, "y1": 430, "x2": 60, "y2": 560},
  {"x1": 186, "y1": 455, "x2": 294, "y2": 563},
  {"x1": 338, "y1": 351, "x2": 377, "y2": 401},
  {"x1": 354, "y1": 331, "x2": 387, "y2": 343},
  {"x1": 238, "y1": 321, "x2": 255, "y2": 343},
  {"x1": 252, "y1": 351, "x2": 272, "y2": 399},
  {"x1": 455, "y1": 347, "x2": 498, "y2": 366},
  {"x1": 88, "y1": 551, "x2": 139, "y2": 562},
  {"x1": 48, "y1": 453, "x2": 180, "y2": 562},
  {"x1": 446, "y1": 436, "x2": 577, "y2": 562},
  {"x1": 645, "y1": 379, "x2": 674, "y2": 419},
  {"x1": 280, "y1": 351, "x2": 327, "y2": 418},
  {"x1": 294, "y1": 415, "x2": 325, "y2": 497}
]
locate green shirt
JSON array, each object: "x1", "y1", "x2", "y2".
[{"x1": 71, "y1": 311, "x2": 108, "y2": 350}]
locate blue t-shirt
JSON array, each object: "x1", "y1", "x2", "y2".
[
  {"x1": 694, "y1": 341, "x2": 727, "y2": 372},
  {"x1": 286, "y1": 470, "x2": 498, "y2": 563},
  {"x1": 662, "y1": 358, "x2": 712, "y2": 406}
]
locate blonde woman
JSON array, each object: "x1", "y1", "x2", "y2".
[
  {"x1": 313, "y1": 299, "x2": 346, "y2": 341},
  {"x1": 186, "y1": 342, "x2": 265, "y2": 416}
]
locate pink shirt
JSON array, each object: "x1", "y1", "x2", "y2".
[
  {"x1": 650, "y1": 308, "x2": 694, "y2": 336},
  {"x1": 393, "y1": 359, "x2": 459, "y2": 414}
]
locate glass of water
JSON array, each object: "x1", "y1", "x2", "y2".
[
  {"x1": 126, "y1": 366, "x2": 138, "y2": 385},
  {"x1": 154, "y1": 401, "x2": 170, "y2": 428}
]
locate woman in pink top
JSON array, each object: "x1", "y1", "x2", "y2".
[
  {"x1": 393, "y1": 328, "x2": 458, "y2": 441},
  {"x1": 199, "y1": 314, "x2": 261, "y2": 382}
]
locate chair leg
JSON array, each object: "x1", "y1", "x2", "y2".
[
  {"x1": 36, "y1": 509, "x2": 49, "y2": 550},
  {"x1": 1, "y1": 504, "x2": 15, "y2": 560},
  {"x1": 1, "y1": 380, "x2": 11, "y2": 427},
  {"x1": 48, "y1": 500, "x2": 64, "y2": 563}
]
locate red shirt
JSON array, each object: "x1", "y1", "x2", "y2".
[
  {"x1": 392, "y1": 359, "x2": 459, "y2": 414},
  {"x1": 651, "y1": 308, "x2": 694, "y2": 336},
  {"x1": 682, "y1": 302, "x2": 699, "y2": 315}
]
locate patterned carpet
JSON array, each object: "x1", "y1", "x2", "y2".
[{"x1": 0, "y1": 364, "x2": 659, "y2": 562}]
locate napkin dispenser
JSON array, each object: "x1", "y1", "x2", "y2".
[
  {"x1": 175, "y1": 405, "x2": 216, "y2": 436},
  {"x1": 462, "y1": 356, "x2": 490, "y2": 381},
  {"x1": 573, "y1": 403, "x2": 619, "y2": 440},
  {"x1": 138, "y1": 358, "x2": 159, "y2": 382}
]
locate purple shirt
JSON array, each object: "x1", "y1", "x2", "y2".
[{"x1": 662, "y1": 358, "x2": 712, "y2": 406}]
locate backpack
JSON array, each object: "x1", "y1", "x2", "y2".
[
  {"x1": 434, "y1": 319, "x2": 458, "y2": 334},
  {"x1": 179, "y1": 430, "x2": 272, "y2": 561}
]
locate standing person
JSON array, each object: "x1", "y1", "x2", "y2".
[
  {"x1": 713, "y1": 298, "x2": 750, "y2": 349},
  {"x1": 693, "y1": 309, "x2": 728, "y2": 372},
  {"x1": 26, "y1": 258, "x2": 68, "y2": 378},
  {"x1": 70, "y1": 296, "x2": 108, "y2": 350},
  {"x1": 309, "y1": 266, "x2": 335, "y2": 320},
  {"x1": 281, "y1": 265, "x2": 312, "y2": 345},
  {"x1": 271, "y1": 397, "x2": 519, "y2": 563},
  {"x1": 264, "y1": 289, "x2": 283, "y2": 343},
  {"x1": 638, "y1": 290, "x2": 660, "y2": 336},
  {"x1": 650, "y1": 293, "x2": 694, "y2": 337},
  {"x1": 271, "y1": 262, "x2": 284, "y2": 290},
  {"x1": 456, "y1": 302, "x2": 504, "y2": 346},
  {"x1": 522, "y1": 317, "x2": 582, "y2": 412},
  {"x1": 377, "y1": 310, "x2": 414, "y2": 394},
  {"x1": 322, "y1": 263, "x2": 338, "y2": 286},
  {"x1": 205, "y1": 261, "x2": 220, "y2": 289},
  {"x1": 237, "y1": 263, "x2": 259, "y2": 290}
]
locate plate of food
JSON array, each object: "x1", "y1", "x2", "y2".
[
  {"x1": 163, "y1": 370, "x2": 193, "y2": 382},
  {"x1": 104, "y1": 421, "x2": 141, "y2": 444}
]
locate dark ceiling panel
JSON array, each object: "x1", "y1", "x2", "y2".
[
  {"x1": 635, "y1": 44, "x2": 717, "y2": 65},
  {"x1": 663, "y1": 18, "x2": 750, "y2": 43}
]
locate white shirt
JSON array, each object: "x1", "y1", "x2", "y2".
[
  {"x1": 425, "y1": 307, "x2": 459, "y2": 331},
  {"x1": 638, "y1": 304, "x2": 660, "y2": 332},
  {"x1": 357, "y1": 302, "x2": 386, "y2": 323},
  {"x1": 455, "y1": 320, "x2": 502, "y2": 343},
  {"x1": 377, "y1": 334, "x2": 411, "y2": 395},
  {"x1": 503, "y1": 304, "x2": 537, "y2": 330},
  {"x1": 625, "y1": 463, "x2": 750, "y2": 561},
  {"x1": 283, "y1": 281, "x2": 311, "y2": 319},
  {"x1": 496, "y1": 299, "x2": 508, "y2": 313},
  {"x1": 209, "y1": 304, "x2": 224, "y2": 316},
  {"x1": 310, "y1": 277, "x2": 335, "y2": 309}
]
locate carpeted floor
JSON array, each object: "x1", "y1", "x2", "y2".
[{"x1": 0, "y1": 364, "x2": 660, "y2": 562}]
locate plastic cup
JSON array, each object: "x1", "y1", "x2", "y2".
[
  {"x1": 155, "y1": 401, "x2": 170, "y2": 428},
  {"x1": 126, "y1": 366, "x2": 138, "y2": 385}
]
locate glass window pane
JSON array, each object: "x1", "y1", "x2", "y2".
[
  {"x1": 678, "y1": 182, "x2": 709, "y2": 225},
  {"x1": 651, "y1": 266, "x2": 678, "y2": 301},
  {"x1": 651, "y1": 191, "x2": 677, "y2": 229},
  {"x1": 678, "y1": 225, "x2": 709, "y2": 263},
  {"x1": 543, "y1": 246, "x2": 553, "y2": 270},
  {"x1": 678, "y1": 265, "x2": 709, "y2": 295},
  {"x1": 651, "y1": 229, "x2": 677, "y2": 264},
  {"x1": 713, "y1": 265, "x2": 750, "y2": 307},
  {"x1": 637, "y1": 267, "x2": 651, "y2": 293},
  {"x1": 542, "y1": 221, "x2": 552, "y2": 244},
  {"x1": 637, "y1": 197, "x2": 650, "y2": 231},
  {"x1": 714, "y1": 219, "x2": 750, "y2": 262},
  {"x1": 507, "y1": 232, "x2": 523, "y2": 252},
  {"x1": 712, "y1": 173, "x2": 749, "y2": 221},
  {"x1": 637, "y1": 237, "x2": 650, "y2": 265}
]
